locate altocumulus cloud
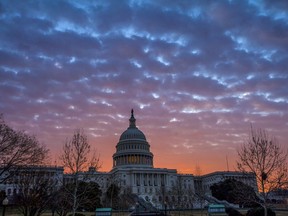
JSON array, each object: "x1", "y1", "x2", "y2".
[{"x1": 0, "y1": 0, "x2": 287, "y2": 173}]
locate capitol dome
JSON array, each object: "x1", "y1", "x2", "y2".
[{"x1": 113, "y1": 109, "x2": 153, "y2": 168}]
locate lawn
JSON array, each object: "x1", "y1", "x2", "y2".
[{"x1": 2, "y1": 208, "x2": 288, "y2": 216}]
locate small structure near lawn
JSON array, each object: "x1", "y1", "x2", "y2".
[
  {"x1": 95, "y1": 208, "x2": 112, "y2": 216},
  {"x1": 208, "y1": 204, "x2": 227, "y2": 216}
]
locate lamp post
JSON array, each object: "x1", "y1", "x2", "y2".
[
  {"x1": 164, "y1": 201, "x2": 167, "y2": 216},
  {"x1": 2, "y1": 197, "x2": 8, "y2": 216}
]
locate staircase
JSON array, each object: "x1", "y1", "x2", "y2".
[
  {"x1": 204, "y1": 195, "x2": 239, "y2": 208},
  {"x1": 128, "y1": 194, "x2": 163, "y2": 215}
]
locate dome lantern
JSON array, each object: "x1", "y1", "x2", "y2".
[{"x1": 129, "y1": 109, "x2": 136, "y2": 128}]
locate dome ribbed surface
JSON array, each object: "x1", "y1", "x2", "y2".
[
  {"x1": 112, "y1": 109, "x2": 153, "y2": 168},
  {"x1": 120, "y1": 128, "x2": 146, "y2": 141}
]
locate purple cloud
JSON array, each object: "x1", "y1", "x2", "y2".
[{"x1": 0, "y1": 0, "x2": 287, "y2": 173}]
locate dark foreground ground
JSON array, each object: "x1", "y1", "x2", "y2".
[{"x1": 2, "y1": 208, "x2": 288, "y2": 216}]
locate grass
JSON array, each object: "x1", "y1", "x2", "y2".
[{"x1": 3, "y1": 208, "x2": 288, "y2": 216}]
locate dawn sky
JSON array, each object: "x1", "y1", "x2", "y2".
[{"x1": 0, "y1": 0, "x2": 287, "y2": 174}]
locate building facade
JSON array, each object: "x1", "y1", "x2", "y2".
[
  {"x1": 95, "y1": 110, "x2": 256, "y2": 208},
  {"x1": 0, "y1": 110, "x2": 257, "y2": 209},
  {"x1": 0, "y1": 165, "x2": 63, "y2": 197},
  {"x1": 108, "y1": 109, "x2": 194, "y2": 207}
]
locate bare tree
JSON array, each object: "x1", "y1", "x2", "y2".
[
  {"x1": 0, "y1": 115, "x2": 48, "y2": 183},
  {"x1": 60, "y1": 129, "x2": 101, "y2": 216},
  {"x1": 52, "y1": 186, "x2": 71, "y2": 216},
  {"x1": 169, "y1": 176, "x2": 194, "y2": 215},
  {"x1": 157, "y1": 184, "x2": 169, "y2": 210},
  {"x1": 194, "y1": 164, "x2": 202, "y2": 177},
  {"x1": 12, "y1": 167, "x2": 60, "y2": 216},
  {"x1": 118, "y1": 186, "x2": 135, "y2": 211},
  {"x1": 237, "y1": 125, "x2": 288, "y2": 216},
  {"x1": 194, "y1": 164, "x2": 206, "y2": 214},
  {"x1": 103, "y1": 172, "x2": 121, "y2": 208}
]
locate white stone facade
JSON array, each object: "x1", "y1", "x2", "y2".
[
  {"x1": 97, "y1": 110, "x2": 256, "y2": 207},
  {"x1": 0, "y1": 110, "x2": 257, "y2": 208},
  {"x1": 200, "y1": 171, "x2": 258, "y2": 195},
  {"x1": 108, "y1": 110, "x2": 195, "y2": 206},
  {"x1": 0, "y1": 165, "x2": 63, "y2": 197}
]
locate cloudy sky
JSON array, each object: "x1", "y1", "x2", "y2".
[{"x1": 1, "y1": 0, "x2": 287, "y2": 174}]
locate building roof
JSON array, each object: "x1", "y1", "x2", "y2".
[{"x1": 119, "y1": 109, "x2": 147, "y2": 141}]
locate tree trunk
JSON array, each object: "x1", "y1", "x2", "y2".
[
  {"x1": 264, "y1": 205, "x2": 267, "y2": 216},
  {"x1": 72, "y1": 185, "x2": 78, "y2": 216}
]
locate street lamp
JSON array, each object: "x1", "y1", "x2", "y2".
[
  {"x1": 164, "y1": 201, "x2": 167, "y2": 216},
  {"x1": 2, "y1": 197, "x2": 8, "y2": 216}
]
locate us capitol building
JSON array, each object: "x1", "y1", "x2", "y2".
[
  {"x1": 1, "y1": 110, "x2": 257, "y2": 208},
  {"x1": 110, "y1": 109, "x2": 195, "y2": 206},
  {"x1": 73, "y1": 110, "x2": 257, "y2": 208}
]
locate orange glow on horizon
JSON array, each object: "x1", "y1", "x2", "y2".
[{"x1": 50, "y1": 122, "x2": 240, "y2": 176}]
